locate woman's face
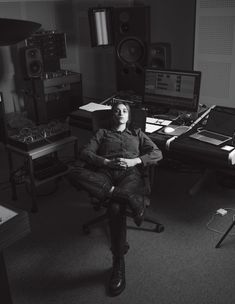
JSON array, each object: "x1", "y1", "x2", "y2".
[{"x1": 113, "y1": 104, "x2": 129, "y2": 126}]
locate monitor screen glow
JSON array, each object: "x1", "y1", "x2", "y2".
[{"x1": 144, "y1": 68, "x2": 201, "y2": 112}]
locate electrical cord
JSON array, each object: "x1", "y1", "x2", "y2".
[
  {"x1": 0, "y1": 182, "x2": 11, "y2": 191},
  {"x1": 0, "y1": 198, "x2": 13, "y2": 205},
  {"x1": 24, "y1": 177, "x2": 60, "y2": 197},
  {"x1": 206, "y1": 208, "x2": 235, "y2": 235},
  {"x1": 10, "y1": 165, "x2": 27, "y2": 185},
  {"x1": 0, "y1": 180, "x2": 9, "y2": 185}
]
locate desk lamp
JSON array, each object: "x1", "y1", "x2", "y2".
[{"x1": 0, "y1": 18, "x2": 41, "y2": 143}]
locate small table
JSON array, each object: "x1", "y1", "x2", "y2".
[
  {"x1": 6, "y1": 136, "x2": 78, "y2": 212},
  {"x1": 0, "y1": 203, "x2": 30, "y2": 304}
]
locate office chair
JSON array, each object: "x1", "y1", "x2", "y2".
[{"x1": 82, "y1": 108, "x2": 164, "y2": 234}]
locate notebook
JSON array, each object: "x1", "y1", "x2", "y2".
[{"x1": 189, "y1": 107, "x2": 235, "y2": 146}]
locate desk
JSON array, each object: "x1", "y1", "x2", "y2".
[
  {"x1": 0, "y1": 203, "x2": 30, "y2": 304},
  {"x1": 7, "y1": 136, "x2": 78, "y2": 212},
  {"x1": 162, "y1": 120, "x2": 235, "y2": 195},
  {"x1": 166, "y1": 126, "x2": 235, "y2": 168}
]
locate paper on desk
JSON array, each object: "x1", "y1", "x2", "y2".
[
  {"x1": 0, "y1": 205, "x2": 18, "y2": 225},
  {"x1": 79, "y1": 102, "x2": 111, "y2": 112},
  {"x1": 145, "y1": 123, "x2": 163, "y2": 133},
  {"x1": 221, "y1": 145, "x2": 234, "y2": 151},
  {"x1": 146, "y1": 117, "x2": 172, "y2": 126}
]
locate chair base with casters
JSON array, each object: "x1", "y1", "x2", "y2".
[{"x1": 82, "y1": 198, "x2": 164, "y2": 235}]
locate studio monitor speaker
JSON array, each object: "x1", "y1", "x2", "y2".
[
  {"x1": 24, "y1": 47, "x2": 43, "y2": 78},
  {"x1": 148, "y1": 43, "x2": 171, "y2": 69},
  {"x1": 113, "y1": 6, "x2": 150, "y2": 95}
]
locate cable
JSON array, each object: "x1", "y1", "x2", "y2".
[
  {"x1": 0, "y1": 198, "x2": 14, "y2": 205},
  {"x1": 0, "y1": 180, "x2": 9, "y2": 185},
  {"x1": 24, "y1": 177, "x2": 60, "y2": 197},
  {"x1": 206, "y1": 208, "x2": 235, "y2": 235}
]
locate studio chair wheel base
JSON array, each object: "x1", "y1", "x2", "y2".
[
  {"x1": 82, "y1": 209, "x2": 164, "y2": 234},
  {"x1": 155, "y1": 223, "x2": 164, "y2": 233}
]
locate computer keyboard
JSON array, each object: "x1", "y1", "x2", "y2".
[
  {"x1": 199, "y1": 130, "x2": 229, "y2": 141},
  {"x1": 146, "y1": 117, "x2": 172, "y2": 126},
  {"x1": 153, "y1": 114, "x2": 179, "y2": 121}
]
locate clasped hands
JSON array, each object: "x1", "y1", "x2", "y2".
[{"x1": 104, "y1": 157, "x2": 141, "y2": 169}]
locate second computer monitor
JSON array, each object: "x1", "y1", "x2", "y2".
[{"x1": 143, "y1": 68, "x2": 201, "y2": 113}]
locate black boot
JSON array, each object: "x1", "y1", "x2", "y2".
[
  {"x1": 110, "y1": 242, "x2": 130, "y2": 256},
  {"x1": 109, "y1": 256, "x2": 126, "y2": 296},
  {"x1": 112, "y1": 188, "x2": 145, "y2": 227}
]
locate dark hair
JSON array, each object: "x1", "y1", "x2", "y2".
[{"x1": 111, "y1": 101, "x2": 131, "y2": 126}]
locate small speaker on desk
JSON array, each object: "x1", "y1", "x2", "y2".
[
  {"x1": 148, "y1": 43, "x2": 171, "y2": 69},
  {"x1": 24, "y1": 47, "x2": 43, "y2": 78}
]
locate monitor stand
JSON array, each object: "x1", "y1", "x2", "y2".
[
  {"x1": 145, "y1": 105, "x2": 198, "y2": 125},
  {"x1": 145, "y1": 105, "x2": 179, "y2": 120}
]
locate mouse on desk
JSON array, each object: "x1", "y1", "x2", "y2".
[{"x1": 163, "y1": 126, "x2": 175, "y2": 134}]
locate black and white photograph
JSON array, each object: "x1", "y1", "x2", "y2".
[{"x1": 1, "y1": 0, "x2": 235, "y2": 303}]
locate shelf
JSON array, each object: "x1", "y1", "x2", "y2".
[{"x1": 25, "y1": 167, "x2": 70, "y2": 186}]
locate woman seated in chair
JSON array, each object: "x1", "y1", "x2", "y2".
[{"x1": 68, "y1": 101, "x2": 162, "y2": 296}]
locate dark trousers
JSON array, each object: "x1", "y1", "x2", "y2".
[{"x1": 67, "y1": 165, "x2": 146, "y2": 257}]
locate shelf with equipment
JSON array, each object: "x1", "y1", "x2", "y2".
[{"x1": 6, "y1": 136, "x2": 78, "y2": 212}]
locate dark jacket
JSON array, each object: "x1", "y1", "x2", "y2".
[{"x1": 80, "y1": 128, "x2": 163, "y2": 167}]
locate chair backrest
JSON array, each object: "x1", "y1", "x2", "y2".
[
  {"x1": 91, "y1": 107, "x2": 147, "y2": 132},
  {"x1": 91, "y1": 110, "x2": 111, "y2": 132},
  {"x1": 91, "y1": 107, "x2": 154, "y2": 196}
]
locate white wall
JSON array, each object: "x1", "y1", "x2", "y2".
[{"x1": 194, "y1": 0, "x2": 235, "y2": 108}]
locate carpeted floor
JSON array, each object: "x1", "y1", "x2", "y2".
[{"x1": 2, "y1": 143, "x2": 235, "y2": 304}]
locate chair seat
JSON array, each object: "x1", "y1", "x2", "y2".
[{"x1": 83, "y1": 195, "x2": 164, "y2": 234}]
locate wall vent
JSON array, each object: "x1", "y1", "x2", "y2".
[
  {"x1": 198, "y1": 16, "x2": 235, "y2": 55},
  {"x1": 200, "y1": 0, "x2": 235, "y2": 9},
  {"x1": 197, "y1": 61, "x2": 231, "y2": 99}
]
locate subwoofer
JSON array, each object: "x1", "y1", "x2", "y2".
[
  {"x1": 113, "y1": 6, "x2": 150, "y2": 95},
  {"x1": 24, "y1": 47, "x2": 43, "y2": 78},
  {"x1": 148, "y1": 43, "x2": 171, "y2": 69}
]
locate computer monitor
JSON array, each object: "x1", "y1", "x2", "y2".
[{"x1": 143, "y1": 68, "x2": 201, "y2": 113}]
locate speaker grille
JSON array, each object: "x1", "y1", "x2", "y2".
[
  {"x1": 148, "y1": 43, "x2": 171, "y2": 69},
  {"x1": 114, "y1": 6, "x2": 150, "y2": 94},
  {"x1": 117, "y1": 38, "x2": 145, "y2": 64},
  {"x1": 198, "y1": 16, "x2": 235, "y2": 55},
  {"x1": 25, "y1": 47, "x2": 43, "y2": 78}
]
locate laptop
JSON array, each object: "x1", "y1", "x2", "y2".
[{"x1": 189, "y1": 107, "x2": 235, "y2": 146}]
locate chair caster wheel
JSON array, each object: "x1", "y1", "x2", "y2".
[
  {"x1": 83, "y1": 225, "x2": 90, "y2": 235},
  {"x1": 155, "y1": 224, "x2": 164, "y2": 233}
]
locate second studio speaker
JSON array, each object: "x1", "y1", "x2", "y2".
[
  {"x1": 148, "y1": 42, "x2": 171, "y2": 69},
  {"x1": 113, "y1": 6, "x2": 150, "y2": 95},
  {"x1": 24, "y1": 47, "x2": 43, "y2": 78}
]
